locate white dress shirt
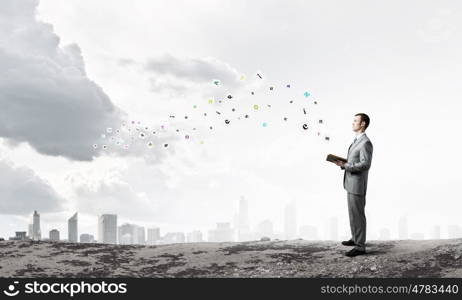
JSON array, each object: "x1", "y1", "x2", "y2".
[{"x1": 353, "y1": 132, "x2": 365, "y2": 144}]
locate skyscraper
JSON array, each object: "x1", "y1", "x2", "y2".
[
  {"x1": 68, "y1": 212, "x2": 78, "y2": 243},
  {"x1": 284, "y1": 200, "x2": 297, "y2": 240},
  {"x1": 49, "y1": 229, "x2": 60, "y2": 241},
  {"x1": 208, "y1": 222, "x2": 234, "y2": 242},
  {"x1": 9, "y1": 232, "x2": 27, "y2": 240},
  {"x1": 147, "y1": 227, "x2": 161, "y2": 245},
  {"x1": 134, "y1": 225, "x2": 145, "y2": 245},
  {"x1": 186, "y1": 230, "x2": 203, "y2": 243},
  {"x1": 118, "y1": 223, "x2": 145, "y2": 245},
  {"x1": 162, "y1": 232, "x2": 185, "y2": 244},
  {"x1": 119, "y1": 232, "x2": 133, "y2": 245},
  {"x1": 235, "y1": 196, "x2": 251, "y2": 241},
  {"x1": 98, "y1": 214, "x2": 117, "y2": 244},
  {"x1": 32, "y1": 210, "x2": 41, "y2": 241},
  {"x1": 28, "y1": 224, "x2": 33, "y2": 239},
  {"x1": 80, "y1": 234, "x2": 95, "y2": 243}
]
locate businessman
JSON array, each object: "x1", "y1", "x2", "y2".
[{"x1": 334, "y1": 113, "x2": 373, "y2": 257}]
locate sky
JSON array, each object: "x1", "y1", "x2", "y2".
[{"x1": 1, "y1": 0, "x2": 462, "y2": 241}]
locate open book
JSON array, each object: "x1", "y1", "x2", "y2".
[{"x1": 326, "y1": 154, "x2": 347, "y2": 163}]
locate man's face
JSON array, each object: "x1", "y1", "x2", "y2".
[{"x1": 352, "y1": 115, "x2": 364, "y2": 132}]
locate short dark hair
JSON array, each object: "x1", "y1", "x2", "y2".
[{"x1": 355, "y1": 113, "x2": 370, "y2": 129}]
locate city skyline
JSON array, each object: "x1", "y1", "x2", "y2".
[
  {"x1": 5, "y1": 199, "x2": 462, "y2": 244},
  {"x1": 1, "y1": 0, "x2": 462, "y2": 246}
]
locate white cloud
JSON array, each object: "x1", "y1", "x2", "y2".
[
  {"x1": 145, "y1": 54, "x2": 242, "y2": 89},
  {"x1": 0, "y1": 0, "x2": 124, "y2": 161},
  {"x1": 0, "y1": 159, "x2": 65, "y2": 215}
]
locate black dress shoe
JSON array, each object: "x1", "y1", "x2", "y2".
[
  {"x1": 341, "y1": 240, "x2": 356, "y2": 246},
  {"x1": 345, "y1": 248, "x2": 366, "y2": 257}
]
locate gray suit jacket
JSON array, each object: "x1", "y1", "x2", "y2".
[{"x1": 342, "y1": 133, "x2": 373, "y2": 195}]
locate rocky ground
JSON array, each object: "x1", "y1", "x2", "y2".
[{"x1": 0, "y1": 239, "x2": 461, "y2": 277}]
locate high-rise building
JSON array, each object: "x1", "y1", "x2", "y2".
[
  {"x1": 256, "y1": 220, "x2": 274, "y2": 239},
  {"x1": 186, "y1": 230, "x2": 203, "y2": 243},
  {"x1": 118, "y1": 223, "x2": 134, "y2": 245},
  {"x1": 9, "y1": 232, "x2": 27, "y2": 240},
  {"x1": 448, "y1": 225, "x2": 462, "y2": 239},
  {"x1": 430, "y1": 225, "x2": 441, "y2": 239},
  {"x1": 68, "y1": 213, "x2": 78, "y2": 243},
  {"x1": 32, "y1": 210, "x2": 41, "y2": 241},
  {"x1": 299, "y1": 225, "x2": 319, "y2": 240},
  {"x1": 28, "y1": 224, "x2": 33, "y2": 239},
  {"x1": 398, "y1": 216, "x2": 408, "y2": 239},
  {"x1": 98, "y1": 214, "x2": 117, "y2": 244},
  {"x1": 49, "y1": 229, "x2": 60, "y2": 241},
  {"x1": 147, "y1": 227, "x2": 161, "y2": 245},
  {"x1": 284, "y1": 200, "x2": 297, "y2": 240},
  {"x1": 162, "y1": 232, "x2": 185, "y2": 244},
  {"x1": 378, "y1": 228, "x2": 391, "y2": 240},
  {"x1": 119, "y1": 232, "x2": 133, "y2": 244},
  {"x1": 235, "y1": 196, "x2": 252, "y2": 241},
  {"x1": 134, "y1": 226, "x2": 145, "y2": 245},
  {"x1": 80, "y1": 234, "x2": 95, "y2": 243},
  {"x1": 118, "y1": 223, "x2": 145, "y2": 245},
  {"x1": 208, "y1": 222, "x2": 234, "y2": 242}
]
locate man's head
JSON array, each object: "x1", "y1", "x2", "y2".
[{"x1": 352, "y1": 113, "x2": 370, "y2": 133}]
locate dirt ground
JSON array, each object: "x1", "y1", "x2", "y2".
[{"x1": 1, "y1": 239, "x2": 461, "y2": 277}]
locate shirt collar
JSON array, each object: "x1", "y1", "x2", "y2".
[{"x1": 354, "y1": 132, "x2": 365, "y2": 142}]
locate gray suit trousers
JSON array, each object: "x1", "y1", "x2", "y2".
[{"x1": 347, "y1": 192, "x2": 366, "y2": 251}]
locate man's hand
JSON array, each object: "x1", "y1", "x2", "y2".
[{"x1": 334, "y1": 160, "x2": 345, "y2": 167}]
